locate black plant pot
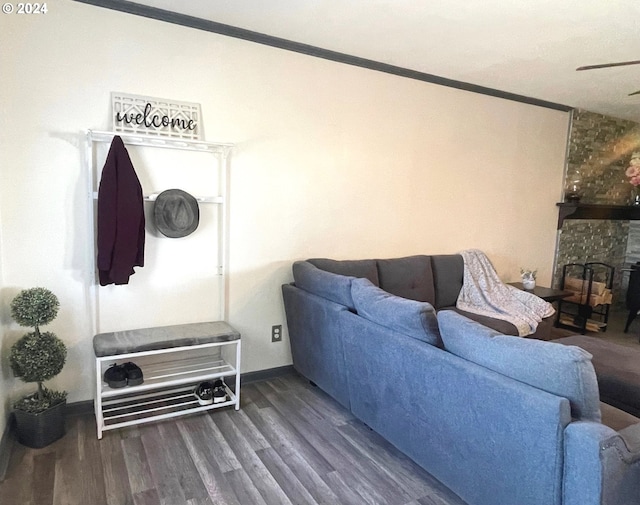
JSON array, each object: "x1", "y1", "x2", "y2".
[{"x1": 14, "y1": 399, "x2": 66, "y2": 448}]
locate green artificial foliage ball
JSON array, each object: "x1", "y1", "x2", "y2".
[
  {"x1": 9, "y1": 331, "x2": 67, "y2": 383},
  {"x1": 10, "y1": 287, "x2": 59, "y2": 329}
]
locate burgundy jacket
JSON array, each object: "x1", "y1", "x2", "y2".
[{"x1": 97, "y1": 136, "x2": 145, "y2": 286}]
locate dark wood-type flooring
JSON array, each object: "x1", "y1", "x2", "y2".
[{"x1": 0, "y1": 372, "x2": 467, "y2": 505}]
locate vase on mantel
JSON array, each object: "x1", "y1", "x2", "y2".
[
  {"x1": 564, "y1": 172, "x2": 583, "y2": 202},
  {"x1": 631, "y1": 186, "x2": 640, "y2": 206}
]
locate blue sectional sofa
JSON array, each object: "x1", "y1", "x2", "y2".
[{"x1": 282, "y1": 256, "x2": 640, "y2": 505}]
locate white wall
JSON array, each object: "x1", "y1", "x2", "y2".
[
  {"x1": 0, "y1": 0, "x2": 570, "y2": 408},
  {"x1": 0, "y1": 206, "x2": 6, "y2": 439}
]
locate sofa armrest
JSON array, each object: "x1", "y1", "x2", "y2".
[
  {"x1": 282, "y1": 283, "x2": 353, "y2": 409},
  {"x1": 563, "y1": 421, "x2": 640, "y2": 505}
]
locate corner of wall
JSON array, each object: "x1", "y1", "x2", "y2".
[
  {"x1": 0, "y1": 204, "x2": 10, "y2": 479},
  {"x1": 0, "y1": 415, "x2": 12, "y2": 482}
]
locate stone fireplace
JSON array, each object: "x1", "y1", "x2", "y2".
[{"x1": 554, "y1": 109, "x2": 640, "y2": 308}]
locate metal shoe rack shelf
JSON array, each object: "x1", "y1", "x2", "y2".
[{"x1": 94, "y1": 332, "x2": 240, "y2": 439}]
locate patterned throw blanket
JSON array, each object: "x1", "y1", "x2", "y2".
[{"x1": 457, "y1": 250, "x2": 555, "y2": 336}]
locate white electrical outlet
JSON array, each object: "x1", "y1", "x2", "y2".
[{"x1": 271, "y1": 325, "x2": 282, "y2": 342}]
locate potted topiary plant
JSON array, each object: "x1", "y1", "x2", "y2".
[{"x1": 9, "y1": 287, "x2": 67, "y2": 448}]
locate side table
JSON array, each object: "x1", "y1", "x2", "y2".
[{"x1": 508, "y1": 282, "x2": 573, "y2": 303}]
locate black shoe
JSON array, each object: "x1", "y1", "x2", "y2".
[
  {"x1": 122, "y1": 362, "x2": 144, "y2": 386},
  {"x1": 213, "y1": 379, "x2": 228, "y2": 403},
  {"x1": 194, "y1": 381, "x2": 214, "y2": 405},
  {"x1": 104, "y1": 364, "x2": 127, "y2": 388}
]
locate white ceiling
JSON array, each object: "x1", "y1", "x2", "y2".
[{"x1": 130, "y1": 0, "x2": 640, "y2": 122}]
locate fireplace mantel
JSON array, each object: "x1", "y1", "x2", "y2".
[{"x1": 556, "y1": 202, "x2": 640, "y2": 229}]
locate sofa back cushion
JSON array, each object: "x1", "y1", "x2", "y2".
[
  {"x1": 293, "y1": 261, "x2": 356, "y2": 310},
  {"x1": 431, "y1": 254, "x2": 464, "y2": 309},
  {"x1": 351, "y1": 278, "x2": 441, "y2": 346},
  {"x1": 376, "y1": 255, "x2": 436, "y2": 304},
  {"x1": 308, "y1": 258, "x2": 379, "y2": 286},
  {"x1": 437, "y1": 311, "x2": 601, "y2": 422}
]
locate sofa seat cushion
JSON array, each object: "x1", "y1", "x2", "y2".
[
  {"x1": 440, "y1": 307, "x2": 520, "y2": 335},
  {"x1": 600, "y1": 402, "x2": 640, "y2": 432},
  {"x1": 439, "y1": 307, "x2": 554, "y2": 341},
  {"x1": 293, "y1": 261, "x2": 356, "y2": 310},
  {"x1": 552, "y1": 335, "x2": 640, "y2": 418},
  {"x1": 437, "y1": 311, "x2": 601, "y2": 422},
  {"x1": 376, "y1": 255, "x2": 435, "y2": 304},
  {"x1": 351, "y1": 278, "x2": 441, "y2": 346},
  {"x1": 308, "y1": 258, "x2": 379, "y2": 285}
]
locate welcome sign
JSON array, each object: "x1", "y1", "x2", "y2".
[{"x1": 111, "y1": 92, "x2": 203, "y2": 140}]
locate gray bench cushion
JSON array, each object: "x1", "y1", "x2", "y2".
[{"x1": 93, "y1": 321, "x2": 240, "y2": 357}]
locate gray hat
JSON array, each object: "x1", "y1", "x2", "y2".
[{"x1": 154, "y1": 189, "x2": 199, "y2": 238}]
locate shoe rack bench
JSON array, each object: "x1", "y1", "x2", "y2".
[{"x1": 93, "y1": 321, "x2": 240, "y2": 439}]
